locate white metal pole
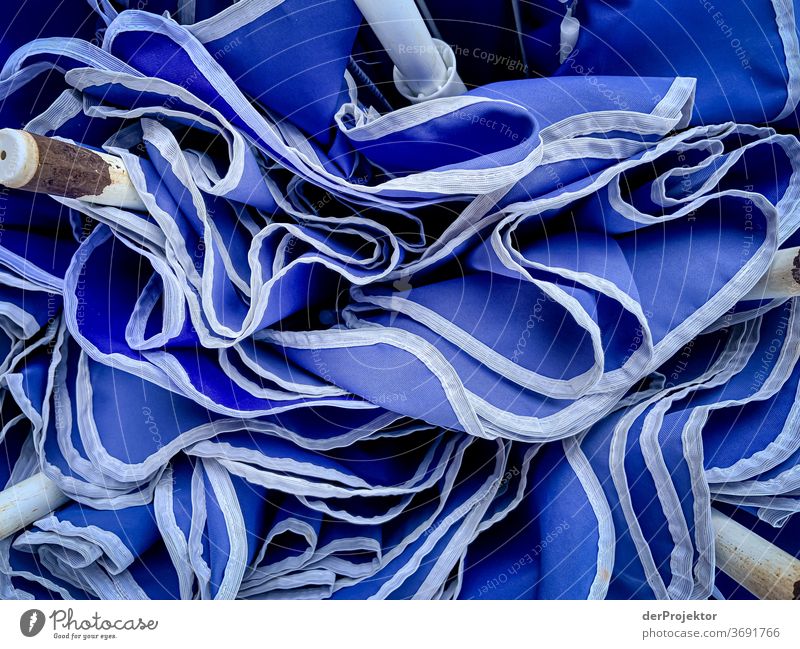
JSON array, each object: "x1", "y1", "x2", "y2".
[
  {"x1": 743, "y1": 247, "x2": 800, "y2": 301},
  {"x1": 0, "y1": 472, "x2": 69, "y2": 541},
  {"x1": 712, "y1": 508, "x2": 800, "y2": 600},
  {"x1": 353, "y1": 0, "x2": 466, "y2": 102}
]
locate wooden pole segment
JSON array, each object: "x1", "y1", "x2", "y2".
[{"x1": 0, "y1": 129, "x2": 146, "y2": 211}]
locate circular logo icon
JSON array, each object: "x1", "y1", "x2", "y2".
[{"x1": 20, "y1": 609, "x2": 45, "y2": 638}]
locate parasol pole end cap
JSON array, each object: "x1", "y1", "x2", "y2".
[{"x1": 0, "y1": 129, "x2": 38, "y2": 189}]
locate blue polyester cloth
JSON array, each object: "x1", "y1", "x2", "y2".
[{"x1": 0, "y1": 0, "x2": 799, "y2": 600}]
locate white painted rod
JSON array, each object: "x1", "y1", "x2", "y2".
[
  {"x1": 743, "y1": 247, "x2": 800, "y2": 301},
  {"x1": 712, "y1": 509, "x2": 800, "y2": 600},
  {"x1": 353, "y1": 0, "x2": 466, "y2": 101},
  {"x1": 0, "y1": 129, "x2": 146, "y2": 211},
  {"x1": 0, "y1": 473, "x2": 69, "y2": 541}
]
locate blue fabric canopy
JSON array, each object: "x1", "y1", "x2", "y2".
[{"x1": 1, "y1": 0, "x2": 800, "y2": 600}]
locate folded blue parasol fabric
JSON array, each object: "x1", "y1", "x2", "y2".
[{"x1": 0, "y1": 0, "x2": 799, "y2": 600}]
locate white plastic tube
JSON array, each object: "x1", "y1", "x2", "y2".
[
  {"x1": 712, "y1": 509, "x2": 800, "y2": 600},
  {"x1": 0, "y1": 473, "x2": 69, "y2": 541},
  {"x1": 0, "y1": 128, "x2": 146, "y2": 211},
  {"x1": 743, "y1": 247, "x2": 800, "y2": 301},
  {"x1": 353, "y1": 0, "x2": 466, "y2": 102}
]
